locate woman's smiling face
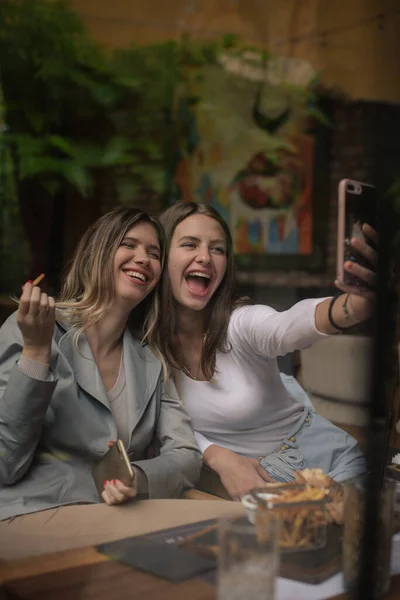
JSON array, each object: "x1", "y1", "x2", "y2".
[
  {"x1": 113, "y1": 221, "x2": 162, "y2": 309},
  {"x1": 167, "y1": 214, "x2": 227, "y2": 312}
]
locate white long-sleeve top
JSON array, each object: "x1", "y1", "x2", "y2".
[{"x1": 177, "y1": 299, "x2": 330, "y2": 459}]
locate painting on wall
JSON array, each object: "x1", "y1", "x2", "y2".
[{"x1": 171, "y1": 49, "x2": 331, "y2": 271}]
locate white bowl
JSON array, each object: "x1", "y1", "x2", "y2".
[{"x1": 241, "y1": 492, "x2": 279, "y2": 524}]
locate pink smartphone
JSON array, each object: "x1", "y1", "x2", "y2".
[{"x1": 337, "y1": 178, "x2": 377, "y2": 289}]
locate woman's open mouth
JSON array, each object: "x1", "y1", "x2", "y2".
[{"x1": 185, "y1": 271, "x2": 211, "y2": 297}]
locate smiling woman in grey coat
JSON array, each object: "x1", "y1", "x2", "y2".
[{"x1": 0, "y1": 207, "x2": 202, "y2": 521}]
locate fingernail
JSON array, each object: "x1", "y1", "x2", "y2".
[
  {"x1": 103, "y1": 480, "x2": 108, "y2": 487},
  {"x1": 113, "y1": 479, "x2": 117, "y2": 485},
  {"x1": 27, "y1": 280, "x2": 33, "y2": 284},
  {"x1": 107, "y1": 441, "x2": 115, "y2": 448}
]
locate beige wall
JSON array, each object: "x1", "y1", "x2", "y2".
[{"x1": 71, "y1": 0, "x2": 400, "y2": 103}]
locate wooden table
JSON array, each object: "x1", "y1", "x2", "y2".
[
  {"x1": 1, "y1": 537, "x2": 400, "y2": 600},
  {"x1": 0, "y1": 498, "x2": 238, "y2": 599},
  {"x1": 0, "y1": 544, "x2": 215, "y2": 599},
  {"x1": 0, "y1": 497, "x2": 399, "y2": 600}
]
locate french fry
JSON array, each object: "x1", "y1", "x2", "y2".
[{"x1": 32, "y1": 273, "x2": 45, "y2": 286}]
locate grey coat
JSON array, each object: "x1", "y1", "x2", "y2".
[{"x1": 0, "y1": 313, "x2": 202, "y2": 520}]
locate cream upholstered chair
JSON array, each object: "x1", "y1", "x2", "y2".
[{"x1": 299, "y1": 335, "x2": 373, "y2": 450}]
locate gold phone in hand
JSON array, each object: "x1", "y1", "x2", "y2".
[{"x1": 92, "y1": 439, "x2": 135, "y2": 496}]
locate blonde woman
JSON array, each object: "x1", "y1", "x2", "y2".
[{"x1": 0, "y1": 207, "x2": 201, "y2": 520}]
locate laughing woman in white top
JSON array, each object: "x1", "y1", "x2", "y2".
[{"x1": 150, "y1": 202, "x2": 377, "y2": 501}]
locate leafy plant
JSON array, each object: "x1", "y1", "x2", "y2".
[
  {"x1": 0, "y1": 2, "x2": 325, "y2": 204},
  {"x1": 0, "y1": 1, "x2": 227, "y2": 291},
  {"x1": 0, "y1": 0, "x2": 157, "y2": 291},
  {"x1": 0, "y1": 0, "x2": 147, "y2": 200},
  {"x1": 0, "y1": 1, "x2": 226, "y2": 205}
]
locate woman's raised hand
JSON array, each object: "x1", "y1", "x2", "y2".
[{"x1": 18, "y1": 281, "x2": 55, "y2": 363}]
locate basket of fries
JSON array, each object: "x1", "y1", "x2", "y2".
[
  {"x1": 251, "y1": 483, "x2": 330, "y2": 552},
  {"x1": 243, "y1": 469, "x2": 344, "y2": 551}
]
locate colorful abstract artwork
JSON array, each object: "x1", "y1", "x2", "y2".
[{"x1": 171, "y1": 51, "x2": 328, "y2": 268}]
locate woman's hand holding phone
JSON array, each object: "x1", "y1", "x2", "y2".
[
  {"x1": 102, "y1": 478, "x2": 138, "y2": 505},
  {"x1": 335, "y1": 222, "x2": 378, "y2": 322},
  {"x1": 92, "y1": 440, "x2": 137, "y2": 505}
]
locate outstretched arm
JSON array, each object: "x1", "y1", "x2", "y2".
[{"x1": 232, "y1": 224, "x2": 377, "y2": 357}]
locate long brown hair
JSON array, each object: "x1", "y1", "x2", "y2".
[
  {"x1": 57, "y1": 207, "x2": 165, "y2": 342},
  {"x1": 149, "y1": 202, "x2": 250, "y2": 381}
]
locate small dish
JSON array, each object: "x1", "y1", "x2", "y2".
[{"x1": 241, "y1": 492, "x2": 279, "y2": 524}]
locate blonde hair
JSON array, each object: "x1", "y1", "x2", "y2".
[{"x1": 56, "y1": 207, "x2": 165, "y2": 344}]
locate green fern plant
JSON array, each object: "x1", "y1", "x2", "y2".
[{"x1": 0, "y1": 0, "x2": 144, "y2": 199}]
